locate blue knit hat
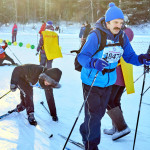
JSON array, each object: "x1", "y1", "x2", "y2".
[
  {"x1": 105, "y1": 2, "x2": 124, "y2": 22},
  {"x1": 46, "y1": 21, "x2": 53, "y2": 26}
]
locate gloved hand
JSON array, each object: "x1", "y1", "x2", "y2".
[
  {"x1": 10, "y1": 84, "x2": 17, "y2": 92},
  {"x1": 91, "y1": 58, "x2": 109, "y2": 71},
  {"x1": 138, "y1": 54, "x2": 150, "y2": 65},
  {"x1": 35, "y1": 52, "x2": 39, "y2": 56}
]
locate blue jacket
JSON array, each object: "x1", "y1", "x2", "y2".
[{"x1": 77, "y1": 17, "x2": 141, "y2": 87}]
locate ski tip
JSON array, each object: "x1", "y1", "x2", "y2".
[{"x1": 49, "y1": 134, "x2": 53, "y2": 138}]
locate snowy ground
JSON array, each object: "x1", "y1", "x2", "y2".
[{"x1": 0, "y1": 23, "x2": 150, "y2": 150}]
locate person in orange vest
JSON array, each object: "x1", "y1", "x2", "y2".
[
  {"x1": 0, "y1": 40, "x2": 17, "y2": 66},
  {"x1": 104, "y1": 25, "x2": 134, "y2": 140},
  {"x1": 12, "y1": 23, "x2": 18, "y2": 43},
  {"x1": 39, "y1": 21, "x2": 46, "y2": 35}
]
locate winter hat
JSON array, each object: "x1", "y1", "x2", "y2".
[
  {"x1": 46, "y1": 21, "x2": 54, "y2": 30},
  {"x1": 46, "y1": 21, "x2": 53, "y2": 27},
  {"x1": 39, "y1": 68, "x2": 62, "y2": 89},
  {"x1": 105, "y1": 2, "x2": 124, "y2": 22},
  {"x1": 124, "y1": 27, "x2": 134, "y2": 42}
]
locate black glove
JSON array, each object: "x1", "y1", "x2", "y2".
[
  {"x1": 10, "y1": 84, "x2": 17, "y2": 92},
  {"x1": 138, "y1": 54, "x2": 150, "y2": 65}
]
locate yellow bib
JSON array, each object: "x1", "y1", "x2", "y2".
[
  {"x1": 42, "y1": 31, "x2": 63, "y2": 60},
  {"x1": 120, "y1": 57, "x2": 135, "y2": 94}
]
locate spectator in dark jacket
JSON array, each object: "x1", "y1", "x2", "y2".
[
  {"x1": 10, "y1": 64, "x2": 62, "y2": 125},
  {"x1": 82, "y1": 21, "x2": 92, "y2": 45},
  {"x1": 12, "y1": 23, "x2": 18, "y2": 43},
  {"x1": 0, "y1": 40, "x2": 16, "y2": 66},
  {"x1": 79, "y1": 23, "x2": 85, "y2": 45}
]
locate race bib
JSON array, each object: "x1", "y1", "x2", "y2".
[{"x1": 102, "y1": 40, "x2": 124, "y2": 63}]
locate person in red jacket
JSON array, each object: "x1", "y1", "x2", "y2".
[
  {"x1": 0, "y1": 41, "x2": 16, "y2": 66},
  {"x1": 39, "y1": 21, "x2": 46, "y2": 35},
  {"x1": 12, "y1": 23, "x2": 18, "y2": 43}
]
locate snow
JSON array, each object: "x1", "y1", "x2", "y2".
[{"x1": 0, "y1": 22, "x2": 150, "y2": 150}]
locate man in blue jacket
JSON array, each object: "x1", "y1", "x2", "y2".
[{"x1": 77, "y1": 2, "x2": 150, "y2": 150}]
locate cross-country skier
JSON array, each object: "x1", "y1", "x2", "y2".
[
  {"x1": 0, "y1": 40, "x2": 17, "y2": 66},
  {"x1": 10, "y1": 64, "x2": 62, "y2": 125}
]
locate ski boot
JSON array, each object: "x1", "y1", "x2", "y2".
[
  {"x1": 103, "y1": 125, "x2": 116, "y2": 135},
  {"x1": 52, "y1": 116, "x2": 58, "y2": 122},
  {"x1": 28, "y1": 112, "x2": 37, "y2": 126}
]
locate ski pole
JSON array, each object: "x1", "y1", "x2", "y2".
[
  {"x1": 63, "y1": 71, "x2": 99, "y2": 150},
  {"x1": 7, "y1": 46, "x2": 22, "y2": 65},
  {"x1": 40, "y1": 101, "x2": 50, "y2": 114},
  {"x1": 0, "y1": 90, "x2": 11, "y2": 99},
  {"x1": 132, "y1": 65, "x2": 147, "y2": 150},
  {"x1": 142, "y1": 86, "x2": 150, "y2": 96},
  {"x1": 123, "y1": 68, "x2": 148, "y2": 93}
]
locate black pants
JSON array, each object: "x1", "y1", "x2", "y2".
[
  {"x1": 16, "y1": 79, "x2": 34, "y2": 115},
  {"x1": 0, "y1": 54, "x2": 15, "y2": 66},
  {"x1": 80, "y1": 83, "x2": 112, "y2": 150},
  {"x1": 44, "y1": 88, "x2": 57, "y2": 117},
  {"x1": 107, "y1": 84, "x2": 125, "y2": 111},
  {"x1": 12, "y1": 33, "x2": 17, "y2": 43}
]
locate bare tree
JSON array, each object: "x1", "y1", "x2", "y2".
[
  {"x1": 90, "y1": 0, "x2": 94, "y2": 23},
  {"x1": 13, "y1": 0, "x2": 18, "y2": 23}
]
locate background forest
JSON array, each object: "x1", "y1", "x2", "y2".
[{"x1": 0, "y1": 0, "x2": 149, "y2": 26}]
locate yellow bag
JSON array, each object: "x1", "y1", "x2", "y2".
[{"x1": 42, "y1": 31, "x2": 63, "y2": 60}]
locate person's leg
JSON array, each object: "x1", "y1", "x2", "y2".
[
  {"x1": 17, "y1": 79, "x2": 34, "y2": 115},
  {"x1": 107, "y1": 106, "x2": 131, "y2": 140},
  {"x1": 107, "y1": 85, "x2": 121, "y2": 110},
  {"x1": 104, "y1": 85, "x2": 130, "y2": 139},
  {"x1": 80, "y1": 84, "x2": 112, "y2": 150},
  {"x1": 40, "y1": 53, "x2": 47, "y2": 67},
  {"x1": 15, "y1": 33, "x2": 17, "y2": 42},
  {"x1": 12, "y1": 33, "x2": 15, "y2": 43},
  {"x1": 103, "y1": 85, "x2": 122, "y2": 135},
  {"x1": 46, "y1": 59, "x2": 53, "y2": 68},
  {"x1": 113, "y1": 86, "x2": 125, "y2": 110},
  {"x1": 17, "y1": 79, "x2": 37, "y2": 125},
  {"x1": 12, "y1": 34, "x2": 14, "y2": 43},
  {"x1": 16, "y1": 92, "x2": 26, "y2": 112},
  {"x1": 44, "y1": 88, "x2": 57, "y2": 121},
  {"x1": 4, "y1": 53, "x2": 15, "y2": 64},
  {"x1": 0, "y1": 59, "x2": 4, "y2": 66}
]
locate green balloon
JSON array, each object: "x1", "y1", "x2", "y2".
[
  {"x1": 8, "y1": 42, "x2": 12, "y2": 45},
  {"x1": 31, "y1": 45, "x2": 35, "y2": 49},
  {"x1": 19, "y1": 42, "x2": 23, "y2": 47}
]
